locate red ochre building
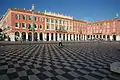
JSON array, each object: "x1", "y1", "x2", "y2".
[{"x1": 0, "y1": 8, "x2": 120, "y2": 41}]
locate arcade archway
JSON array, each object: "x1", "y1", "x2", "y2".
[
  {"x1": 51, "y1": 33, "x2": 53, "y2": 40},
  {"x1": 63, "y1": 34, "x2": 65, "y2": 40},
  {"x1": 34, "y1": 32, "x2": 37, "y2": 41},
  {"x1": 56, "y1": 33, "x2": 57, "y2": 41},
  {"x1": 40, "y1": 33, "x2": 43, "y2": 41},
  {"x1": 47, "y1": 33, "x2": 49, "y2": 41},
  {"x1": 113, "y1": 35, "x2": 116, "y2": 41},
  {"x1": 28, "y1": 32, "x2": 32, "y2": 41},
  {"x1": 15, "y1": 32, "x2": 20, "y2": 41},
  {"x1": 22, "y1": 32, "x2": 26, "y2": 41}
]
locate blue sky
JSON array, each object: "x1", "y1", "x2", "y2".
[{"x1": 0, "y1": 0, "x2": 120, "y2": 21}]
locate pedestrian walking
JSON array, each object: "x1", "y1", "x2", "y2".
[{"x1": 59, "y1": 38, "x2": 63, "y2": 46}]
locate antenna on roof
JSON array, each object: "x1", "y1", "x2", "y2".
[
  {"x1": 116, "y1": 13, "x2": 119, "y2": 18},
  {"x1": 31, "y1": 4, "x2": 35, "y2": 11},
  {"x1": 45, "y1": 10, "x2": 47, "y2": 13},
  {"x1": 115, "y1": 13, "x2": 119, "y2": 19}
]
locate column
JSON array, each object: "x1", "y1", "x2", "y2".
[
  {"x1": 78, "y1": 34, "x2": 80, "y2": 41},
  {"x1": 37, "y1": 33, "x2": 40, "y2": 41},
  {"x1": 85, "y1": 35, "x2": 87, "y2": 40},
  {"x1": 57, "y1": 33, "x2": 59, "y2": 41},
  {"x1": 102, "y1": 35, "x2": 104, "y2": 40},
  {"x1": 19, "y1": 32, "x2": 22, "y2": 40},
  {"x1": 105, "y1": 35, "x2": 107, "y2": 41},
  {"x1": 9, "y1": 33, "x2": 15, "y2": 41},
  {"x1": 110, "y1": 35, "x2": 113, "y2": 41},
  {"x1": 75, "y1": 34, "x2": 76, "y2": 40},
  {"x1": 98, "y1": 35, "x2": 100, "y2": 38},
  {"x1": 50, "y1": 18, "x2": 51, "y2": 30},
  {"x1": 116, "y1": 35, "x2": 120, "y2": 41},
  {"x1": 82, "y1": 35, "x2": 84, "y2": 40},
  {"x1": 92, "y1": 35, "x2": 94, "y2": 40},
  {"x1": 43, "y1": 33, "x2": 46, "y2": 41},
  {"x1": 26, "y1": 32, "x2": 28, "y2": 41},
  {"x1": 95, "y1": 35, "x2": 97, "y2": 39},
  {"x1": 71, "y1": 34, "x2": 74, "y2": 40},
  {"x1": 68, "y1": 34, "x2": 70, "y2": 41}
]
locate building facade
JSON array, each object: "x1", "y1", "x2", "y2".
[{"x1": 0, "y1": 8, "x2": 120, "y2": 41}]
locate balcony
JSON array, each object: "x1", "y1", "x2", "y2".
[{"x1": 56, "y1": 29, "x2": 67, "y2": 33}]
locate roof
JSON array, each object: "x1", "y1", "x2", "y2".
[{"x1": 73, "y1": 19, "x2": 86, "y2": 23}]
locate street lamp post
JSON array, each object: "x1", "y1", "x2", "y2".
[{"x1": 31, "y1": 4, "x2": 35, "y2": 42}]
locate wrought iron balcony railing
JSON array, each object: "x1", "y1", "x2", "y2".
[{"x1": 56, "y1": 29, "x2": 67, "y2": 33}]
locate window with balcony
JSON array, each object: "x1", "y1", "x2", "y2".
[
  {"x1": 40, "y1": 18, "x2": 44, "y2": 22},
  {"x1": 46, "y1": 18, "x2": 49, "y2": 23},
  {"x1": 51, "y1": 26, "x2": 54, "y2": 30},
  {"x1": 47, "y1": 25, "x2": 49, "y2": 29},
  {"x1": 15, "y1": 14, "x2": 19, "y2": 20},
  {"x1": 28, "y1": 16, "x2": 32, "y2": 20},
  {"x1": 40, "y1": 25, "x2": 42, "y2": 29},
  {"x1": 28, "y1": 24, "x2": 32, "y2": 29},
  {"x1": 59, "y1": 20, "x2": 61, "y2": 24},
  {"x1": 59, "y1": 26, "x2": 61, "y2": 30},
  {"x1": 22, "y1": 23, "x2": 26, "y2": 28},
  {"x1": 15, "y1": 22, "x2": 19, "y2": 28},
  {"x1": 22, "y1": 15, "x2": 26, "y2": 20},
  {"x1": 34, "y1": 17, "x2": 38, "y2": 21},
  {"x1": 63, "y1": 21, "x2": 65, "y2": 24},
  {"x1": 51, "y1": 19, "x2": 54, "y2": 23},
  {"x1": 55, "y1": 20, "x2": 58, "y2": 23},
  {"x1": 34, "y1": 24, "x2": 37, "y2": 29},
  {"x1": 55, "y1": 26, "x2": 58, "y2": 30}
]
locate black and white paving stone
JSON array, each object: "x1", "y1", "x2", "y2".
[{"x1": 0, "y1": 41, "x2": 120, "y2": 80}]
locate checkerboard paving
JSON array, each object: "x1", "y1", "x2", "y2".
[{"x1": 0, "y1": 42, "x2": 120, "y2": 80}]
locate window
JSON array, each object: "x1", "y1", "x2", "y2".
[
  {"x1": 51, "y1": 26, "x2": 54, "y2": 29},
  {"x1": 15, "y1": 14, "x2": 19, "y2": 19},
  {"x1": 55, "y1": 20, "x2": 58, "y2": 23},
  {"x1": 28, "y1": 16, "x2": 32, "y2": 20},
  {"x1": 22, "y1": 23, "x2": 26, "y2": 28},
  {"x1": 34, "y1": 17, "x2": 38, "y2": 21},
  {"x1": 28, "y1": 24, "x2": 32, "y2": 29},
  {"x1": 22, "y1": 15, "x2": 26, "y2": 20},
  {"x1": 40, "y1": 25, "x2": 42, "y2": 29},
  {"x1": 47, "y1": 25, "x2": 49, "y2": 29},
  {"x1": 40, "y1": 18, "x2": 44, "y2": 22},
  {"x1": 59, "y1": 26, "x2": 61, "y2": 30},
  {"x1": 15, "y1": 22, "x2": 19, "y2": 27},
  {"x1": 55, "y1": 26, "x2": 57, "y2": 30},
  {"x1": 46, "y1": 18, "x2": 49, "y2": 22},
  {"x1": 63, "y1": 21, "x2": 65, "y2": 24},
  {"x1": 34, "y1": 24, "x2": 37, "y2": 28},
  {"x1": 51, "y1": 19, "x2": 54, "y2": 23},
  {"x1": 59, "y1": 20, "x2": 61, "y2": 24}
]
